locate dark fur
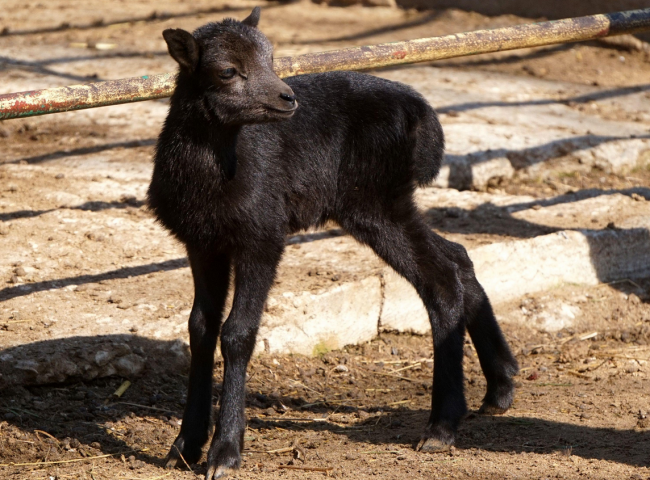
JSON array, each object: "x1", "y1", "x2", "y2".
[{"x1": 149, "y1": 8, "x2": 519, "y2": 479}]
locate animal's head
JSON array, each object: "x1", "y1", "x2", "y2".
[{"x1": 163, "y1": 7, "x2": 297, "y2": 125}]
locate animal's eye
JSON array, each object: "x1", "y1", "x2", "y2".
[{"x1": 219, "y1": 67, "x2": 237, "y2": 79}]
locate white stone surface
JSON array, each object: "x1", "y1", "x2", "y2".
[
  {"x1": 379, "y1": 269, "x2": 429, "y2": 334},
  {"x1": 573, "y1": 138, "x2": 650, "y2": 173},
  {"x1": 257, "y1": 275, "x2": 382, "y2": 355}
]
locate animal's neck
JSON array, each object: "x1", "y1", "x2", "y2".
[
  {"x1": 167, "y1": 83, "x2": 245, "y2": 181},
  {"x1": 209, "y1": 124, "x2": 241, "y2": 181}
]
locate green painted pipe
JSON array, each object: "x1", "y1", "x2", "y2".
[{"x1": 1, "y1": 8, "x2": 650, "y2": 120}]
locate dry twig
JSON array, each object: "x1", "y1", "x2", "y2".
[
  {"x1": 0, "y1": 448, "x2": 148, "y2": 467},
  {"x1": 172, "y1": 445, "x2": 199, "y2": 478},
  {"x1": 277, "y1": 465, "x2": 333, "y2": 474}
]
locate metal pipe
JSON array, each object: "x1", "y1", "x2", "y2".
[{"x1": 2, "y1": 8, "x2": 650, "y2": 120}]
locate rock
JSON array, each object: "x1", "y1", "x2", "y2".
[
  {"x1": 95, "y1": 350, "x2": 113, "y2": 366},
  {"x1": 435, "y1": 153, "x2": 514, "y2": 190},
  {"x1": 529, "y1": 301, "x2": 582, "y2": 332},
  {"x1": 114, "y1": 354, "x2": 146, "y2": 376},
  {"x1": 363, "y1": 0, "x2": 396, "y2": 6},
  {"x1": 573, "y1": 139, "x2": 650, "y2": 174},
  {"x1": 628, "y1": 293, "x2": 641, "y2": 305},
  {"x1": 631, "y1": 193, "x2": 646, "y2": 202},
  {"x1": 256, "y1": 275, "x2": 381, "y2": 355},
  {"x1": 0, "y1": 338, "x2": 147, "y2": 389},
  {"x1": 120, "y1": 194, "x2": 138, "y2": 205},
  {"x1": 314, "y1": 0, "x2": 396, "y2": 5}
]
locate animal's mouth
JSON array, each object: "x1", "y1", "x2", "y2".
[{"x1": 265, "y1": 103, "x2": 298, "y2": 117}]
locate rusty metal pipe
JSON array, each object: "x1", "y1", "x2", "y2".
[{"x1": 2, "y1": 8, "x2": 650, "y2": 120}]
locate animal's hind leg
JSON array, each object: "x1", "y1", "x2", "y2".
[
  {"x1": 460, "y1": 269, "x2": 519, "y2": 414},
  {"x1": 419, "y1": 236, "x2": 519, "y2": 417},
  {"x1": 338, "y1": 207, "x2": 468, "y2": 452},
  {"x1": 166, "y1": 250, "x2": 231, "y2": 468}
]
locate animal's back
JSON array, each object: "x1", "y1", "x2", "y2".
[{"x1": 278, "y1": 71, "x2": 444, "y2": 187}]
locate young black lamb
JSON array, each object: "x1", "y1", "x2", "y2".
[{"x1": 149, "y1": 7, "x2": 519, "y2": 479}]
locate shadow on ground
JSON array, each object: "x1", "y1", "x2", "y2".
[{"x1": 0, "y1": 335, "x2": 648, "y2": 471}]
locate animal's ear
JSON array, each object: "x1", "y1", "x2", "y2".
[
  {"x1": 163, "y1": 28, "x2": 200, "y2": 73},
  {"x1": 242, "y1": 7, "x2": 261, "y2": 28}
]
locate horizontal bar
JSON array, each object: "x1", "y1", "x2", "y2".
[{"x1": 1, "y1": 8, "x2": 650, "y2": 120}]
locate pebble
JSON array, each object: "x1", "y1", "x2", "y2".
[
  {"x1": 628, "y1": 293, "x2": 641, "y2": 305},
  {"x1": 357, "y1": 410, "x2": 371, "y2": 421},
  {"x1": 120, "y1": 194, "x2": 138, "y2": 205},
  {"x1": 55, "y1": 173, "x2": 65, "y2": 179},
  {"x1": 13, "y1": 267, "x2": 26, "y2": 277}
]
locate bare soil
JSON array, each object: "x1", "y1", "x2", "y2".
[
  {"x1": 2, "y1": 280, "x2": 650, "y2": 480},
  {"x1": 2, "y1": 2, "x2": 650, "y2": 479}
]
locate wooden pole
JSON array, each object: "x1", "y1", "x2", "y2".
[{"x1": 1, "y1": 8, "x2": 650, "y2": 120}]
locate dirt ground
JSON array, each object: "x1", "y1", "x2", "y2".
[
  {"x1": 2, "y1": 283, "x2": 650, "y2": 480},
  {"x1": 2, "y1": 1, "x2": 650, "y2": 479}
]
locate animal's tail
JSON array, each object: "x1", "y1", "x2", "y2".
[{"x1": 413, "y1": 107, "x2": 445, "y2": 187}]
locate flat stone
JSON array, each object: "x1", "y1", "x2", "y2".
[
  {"x1": 573, "y1": 138, "x2": 650, "y2": 174},
  {"x1": 257, "y1": 275, "x2": 382, "y2": 355}
]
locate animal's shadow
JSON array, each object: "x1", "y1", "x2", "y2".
[{"x1": 1, "y1": 335, "x2": 648, "y2": 471}]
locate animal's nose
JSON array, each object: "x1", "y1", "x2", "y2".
[{"x1": 280, "y1": 92, "x2": 296, "y2": 105}]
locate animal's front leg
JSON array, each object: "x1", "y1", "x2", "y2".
[
  {"x1": 205, "y1": 246, "x2": 283, "y2": 480},
  {"x1": 166, "y1": 251, "x2": 231, "y2": 468}
]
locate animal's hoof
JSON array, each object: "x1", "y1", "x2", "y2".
[
  {"x1": 480, "y1": 378, "x2": 515, "y2": 415},
  {"x1": 165, "y1": 456, "x2": 179, "y2": 469},
  {"x1": 416, "y1": 436, "x2": 452, "y2": 453},
  {"x1": 478, "y1": 402, "x2": 509, "y2": 415},
  {"x1": 416, "y1": 423, "x2": 455, "y2": 453},
  {"x1": 206, "y1": 441, "x2": 240, "y2": 480},
  {"x1": 206, "y1": 465, "x2": 236, "y2": 479},
  {"x1": 165, "y1": 436, "x2": 202, "y2": 469}
]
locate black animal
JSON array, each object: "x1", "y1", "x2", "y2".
[{"x1": 149, "y1": 7, "x2": 519, "y2": 479}]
